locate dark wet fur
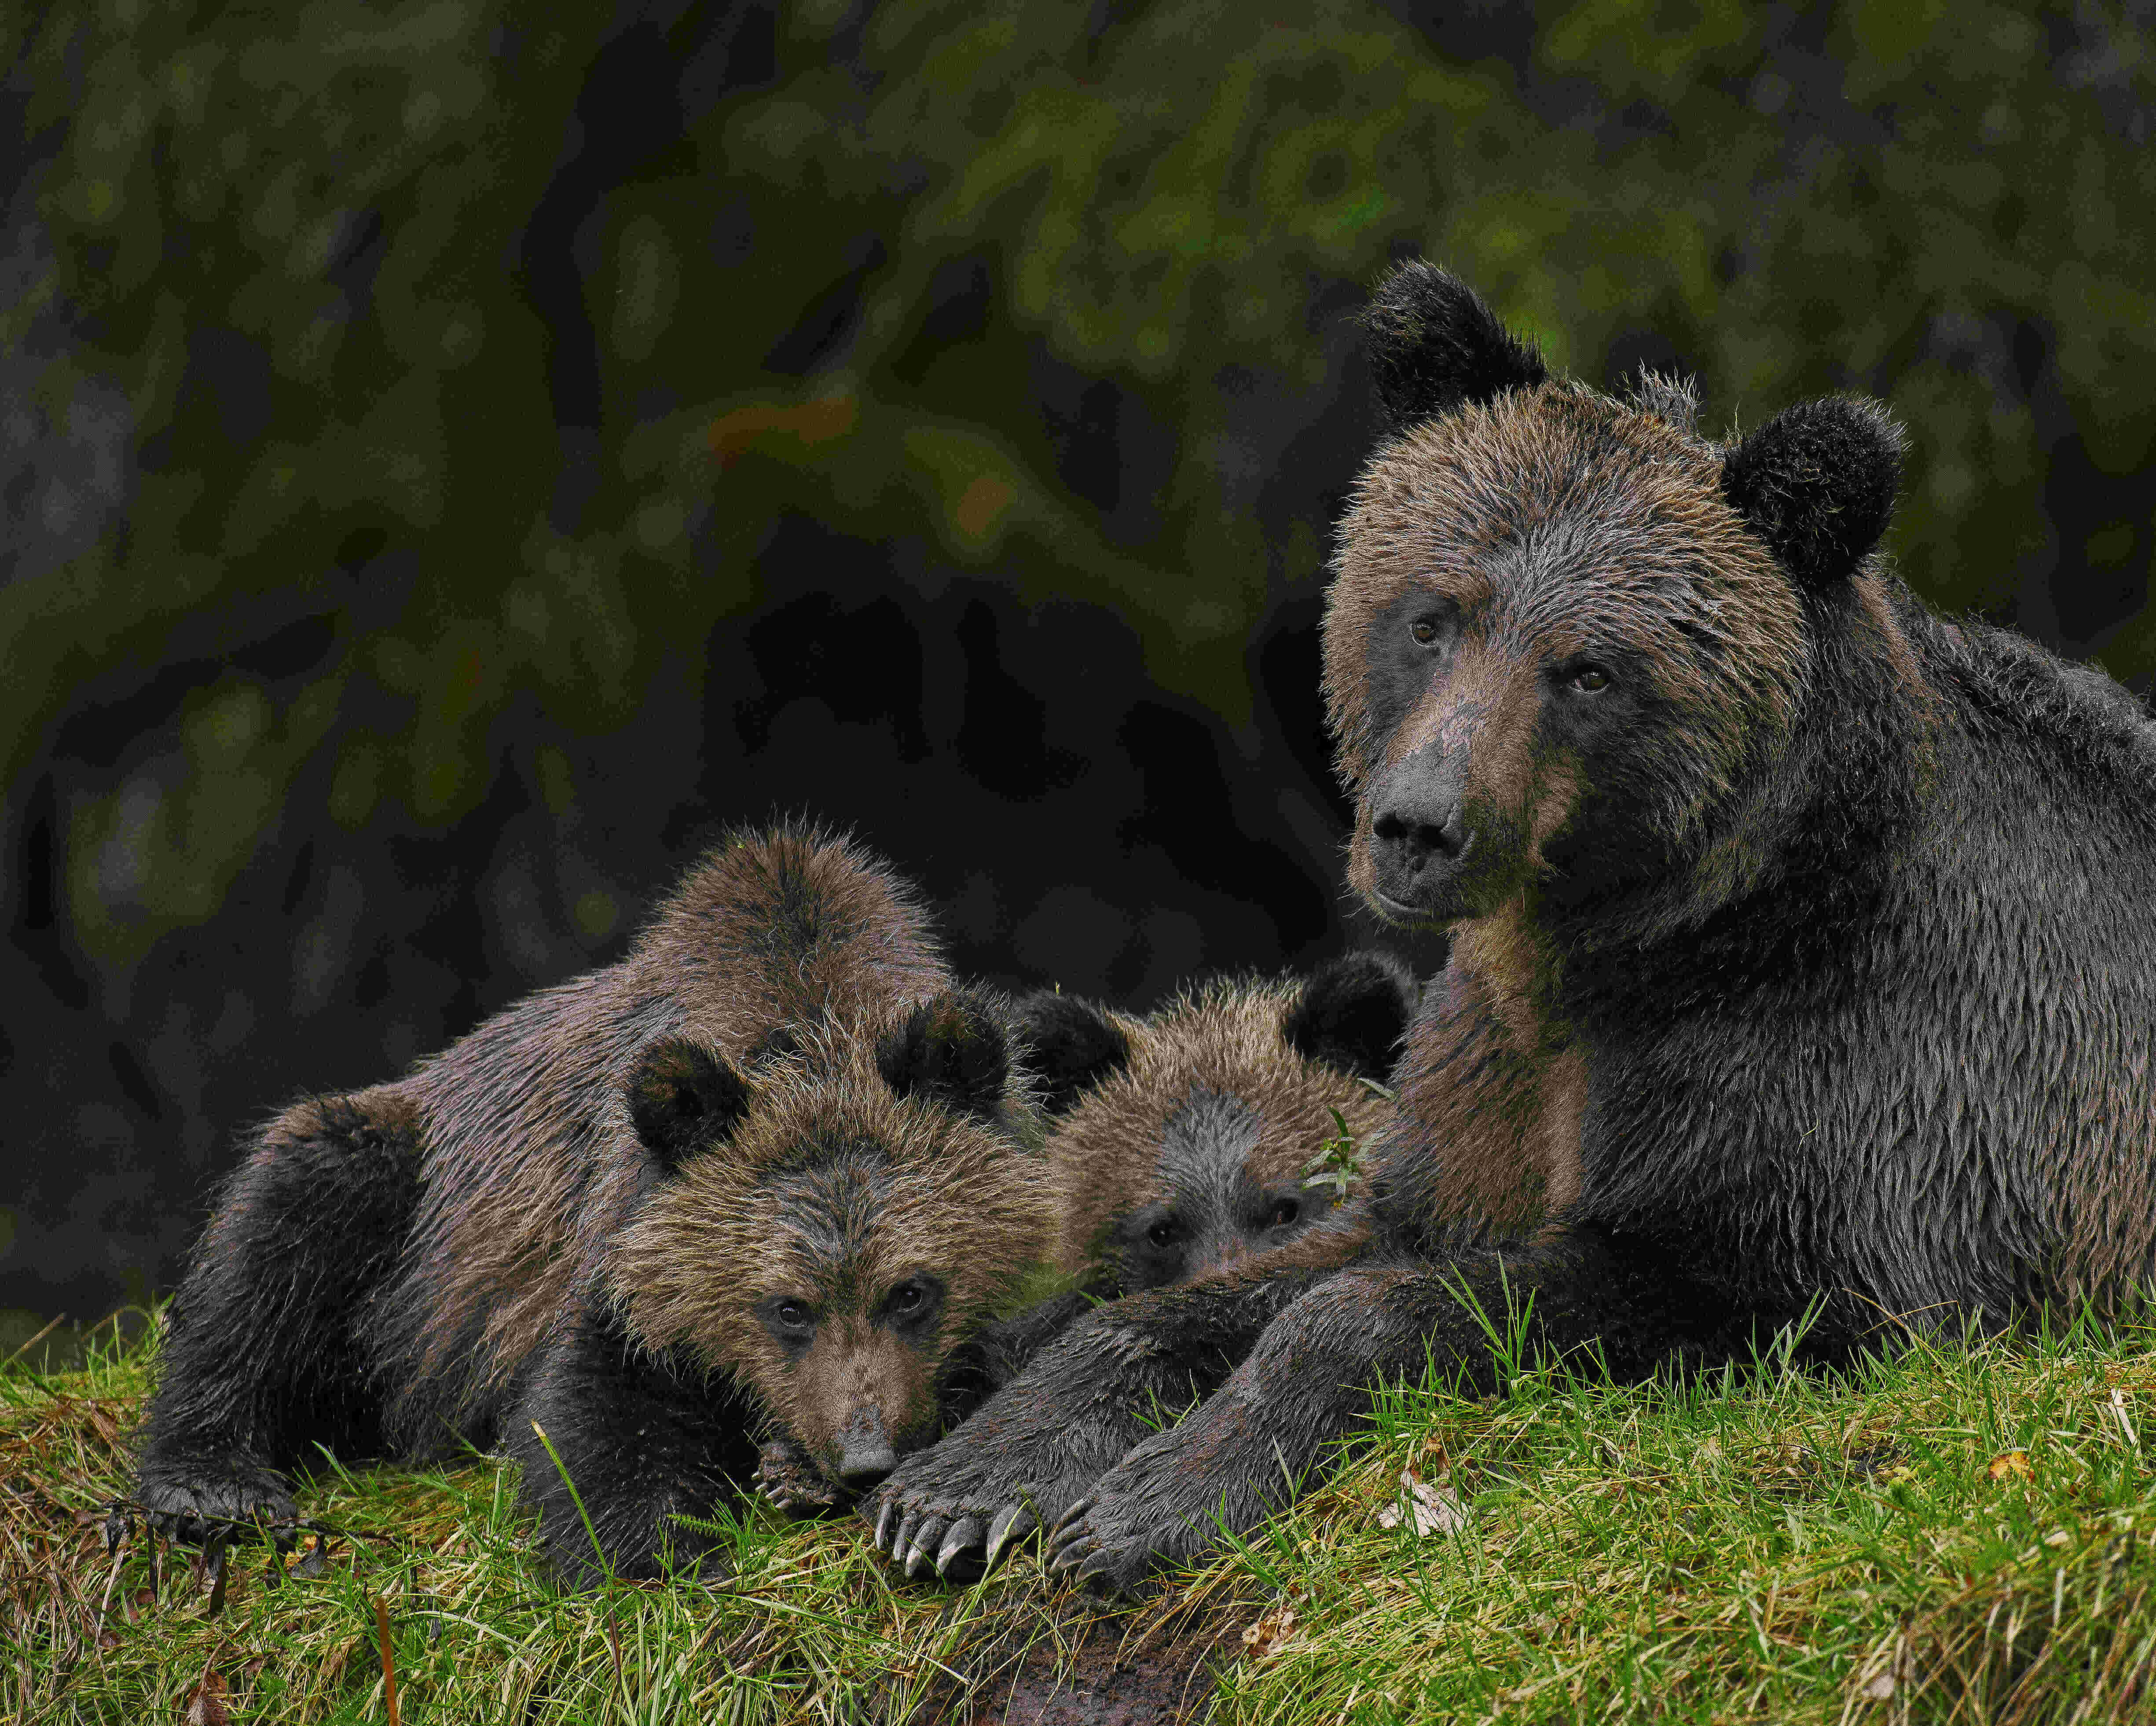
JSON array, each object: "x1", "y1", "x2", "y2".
[{"x1": 874, "y1": 265, "x2": 2156, "y2": 1595}]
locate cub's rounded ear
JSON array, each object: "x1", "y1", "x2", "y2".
[
  {"x1": 1364, "y1": 260, "x2": 1547, "y2": 432},
  {"x1": 627, "y1": 1039, "x2": 752, "y2": 1175},
  {"x1": 1284, "y1": 952, "x2": 1418, "y2": 1083},
  {"x1": 1011, "y1": 991, "x2": 1133, "y2": 1116},
  {"x1": 877, "y1": 991, "x2": 1009, "y2": 1121},
  {"x1": 1720, "y1": 396, "x2": 1905, "y2": 590}
]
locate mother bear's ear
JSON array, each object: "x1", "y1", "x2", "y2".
[
  {"x1": 627, "y1": 1039, "x2": 753, "y2": 1175},
  {"x1": 1363, "y1": 260, "x2": 1548, "y2": 432},
  {"x1": 1720, "y1": 396, "x2": 1906, "y2": 591}
]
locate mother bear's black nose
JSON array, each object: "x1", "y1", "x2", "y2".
[{"x1": 1373, "y1": 795, "x2": 1468, "y2": 868}]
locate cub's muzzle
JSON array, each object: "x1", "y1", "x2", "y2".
[{"x1": 833, "y1": 1408, "x2": 898, "y2": 1488}]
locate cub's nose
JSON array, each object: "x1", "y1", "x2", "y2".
[{"x1": 834, "y1": 1415, "x2": 898, "y2": 1488}]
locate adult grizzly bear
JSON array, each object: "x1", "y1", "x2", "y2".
[
  {"x1": 869, "y1": 263, "x2": 2156, "y2": 1594},
  {"x1": 872, "y1": 954, "x2": 1417, "y2": 1574},
  {"x1": 132, "y1": 825, "x2": 1052, "y2": 1582}
]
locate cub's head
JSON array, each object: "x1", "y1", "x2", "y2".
[
  {"x1": 1328, "y1": 261, "x2": 1905, "y2": 934},
  {"x1": 607, "y1": 990, "x2": 1048, "y2": 1494},
  {"x1": 1022, "y1": 954, "x2": 1415, "y2": 1291}
]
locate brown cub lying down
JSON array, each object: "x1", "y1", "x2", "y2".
[
  {"x1": 874, "y1": 953, "x2": 1415, "y2": 1576},
  {"x1": 134, "y1": 825, "x2": 1054, "y2": 1583}
]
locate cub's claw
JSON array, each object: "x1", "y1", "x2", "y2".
[
  {"x1": 752, "y1": 1441, "x2": 840, "y2": 1518},
  {"x1": 135, "y1": 1462, "x2": 298, "y2": 1550}
]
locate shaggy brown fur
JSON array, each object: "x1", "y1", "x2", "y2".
[
  {"x1": 133, "y1": 823, "x2": 1051, "y2": 1582},
  {"x1": 1044, "y1": 975, "x2": 1402, "y2": 1290},
  {"x1": 371, "y1": 825, "x2": 954, "y2": 1429},
  {"x1": 614, "y1": 1008, "x2": 1054, "y2": 1470}
]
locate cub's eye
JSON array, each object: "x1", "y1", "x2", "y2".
[
  {"x1": 774, "y1": 1300, "x2": 812, "y2": 1330},
  {"x1": 1146, "y1": 1219, "x2": 1179, "y2": 1250},
  {"x1": 1268, "y1": 1197, "x2": 1300, "y2": 1228},
  {"x1": 1568, "y1": 665, "x2": 1612, "y2": 693},
  {"x1": 880, "y1": 1276, "x2": 942, "y2": 1323},
  {"x1": 1408, "y1": 619, "x2": 1440, "y2": 645}
]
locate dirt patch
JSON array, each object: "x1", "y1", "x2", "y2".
[{"x1": 895, "y1": 1595, "x2": 1243, "y2": 1726}]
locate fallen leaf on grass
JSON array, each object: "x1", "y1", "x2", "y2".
[
  {"x1": 1987, "y1": 1450, "x2": 2034, "y2": 1482},
  {"x1": 1241, "y1": 1604, "x2": 1298, "y2": 1660},
  {"x1": 182, "y1": 1667, "x2": 229, "y2": 1726},
  {"x1": 1377, "y1": 1470, "x2": 1472, "y2": 1538}
]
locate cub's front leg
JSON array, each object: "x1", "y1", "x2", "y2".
[
  {"x1": 865, "y1": 1261, "x2": 1336, "y2": 1579},
  {"x1": 134, "y1": 1093, "x2": 423, "y2": 1546},
  {"x1": 505, "y1": 1287, "x2": 760, "y2": 1585}
]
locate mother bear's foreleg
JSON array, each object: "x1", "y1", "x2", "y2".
[{"x1": 1044, "y1": 1228, "x2": 1704, "y2": 1594}]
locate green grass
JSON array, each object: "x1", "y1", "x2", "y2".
[{"x1": 8, "y1": 1313, "x2": 2156, "y2": 1723}]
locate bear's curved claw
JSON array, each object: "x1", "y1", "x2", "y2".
[
  {"x1": 873, "y1": 1499, "x2": 897, "y2": 1550},
  {"x1": 1046, "y1": 1495, "x2": 1093, "y2": 1546},
  {"x1": 134, "y1": 1462, "x2": 299, "y2": 1551},
  {"x1": 902, "y1": 1517, "x2": 948, "y2": 1579},
  {"x1": 935, "y1": 1516, "x2": 984, "y2": 1574},
  {"x1": 983, "y1": 1503, "x2": 1035, "y2": 1570}
]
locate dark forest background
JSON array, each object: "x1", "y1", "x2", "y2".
[{"x1": 5, "y1": 0, "x2": 2155, "y2": 1349}]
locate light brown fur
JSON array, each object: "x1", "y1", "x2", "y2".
[
  {"x1": 612, "y1": 1015, "x2": 1054, "y2": 1462},
  {"x1": 1384, "y1": 910, "x2": 1584, "y2": 1238},
  {"x1": 358, "y1": 824, "x2": 983, "y2": 1448},
  {"x1": 1045, "y1": 978, "x2": 1394, "y2": 1284}
]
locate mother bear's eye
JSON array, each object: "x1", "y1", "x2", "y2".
[
  {"x1": 1568, "y1": 664, "x2": 1613, "y2": 693},
  {"x1": 1409, "y1": 619, "x2": 1441, "y2": 645}
]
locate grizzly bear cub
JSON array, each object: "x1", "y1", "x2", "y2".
[
  {"x1": 874, "y1": 953, "x2": 1416, "y2": 1575},
  {"x1": 132, "y1": 825, "x2": 1052, "y2": 1581},
  {"x1": 873, "y1": 262, "x2": 2156, "y2": 1595}
]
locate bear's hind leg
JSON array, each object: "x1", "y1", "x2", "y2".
[{"x1": 133, "y1": 1093, "x2": 424, "y2": 1545}]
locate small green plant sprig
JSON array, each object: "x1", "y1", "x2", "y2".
[{"x1": 1302, "y1": 1106, "x2": 1365, "y2": 1204}]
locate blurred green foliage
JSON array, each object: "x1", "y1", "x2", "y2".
[{"x1": 6, "y1": 0, "x2": 2155, "y2": 964}]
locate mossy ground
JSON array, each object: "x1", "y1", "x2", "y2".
[{"x1": 8, "y1": 1312, "x2": 2156, "y2": 1723}]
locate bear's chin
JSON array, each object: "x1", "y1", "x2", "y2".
[{"x1": 1368, "y1": 883, "x2": 1478, "y2": 928}]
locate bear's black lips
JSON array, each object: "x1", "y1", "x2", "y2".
[{"x1": 1371, "y1": 887, "x2": 1464, "y2": 927}]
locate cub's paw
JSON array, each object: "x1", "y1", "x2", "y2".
[
  {"x1": 752, "y1": 1440, "x2": 841, "y2": 1517},
  {"x1": 864, "y1": 1413, "x2": 1133, "y2": 1583},
  {"x1": 1044, "y1": 1421, "x2": 1270, "y2": 1597},
  {"x1": 135, "y1": 1455, "x2": 298, "y2": 1548}
]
